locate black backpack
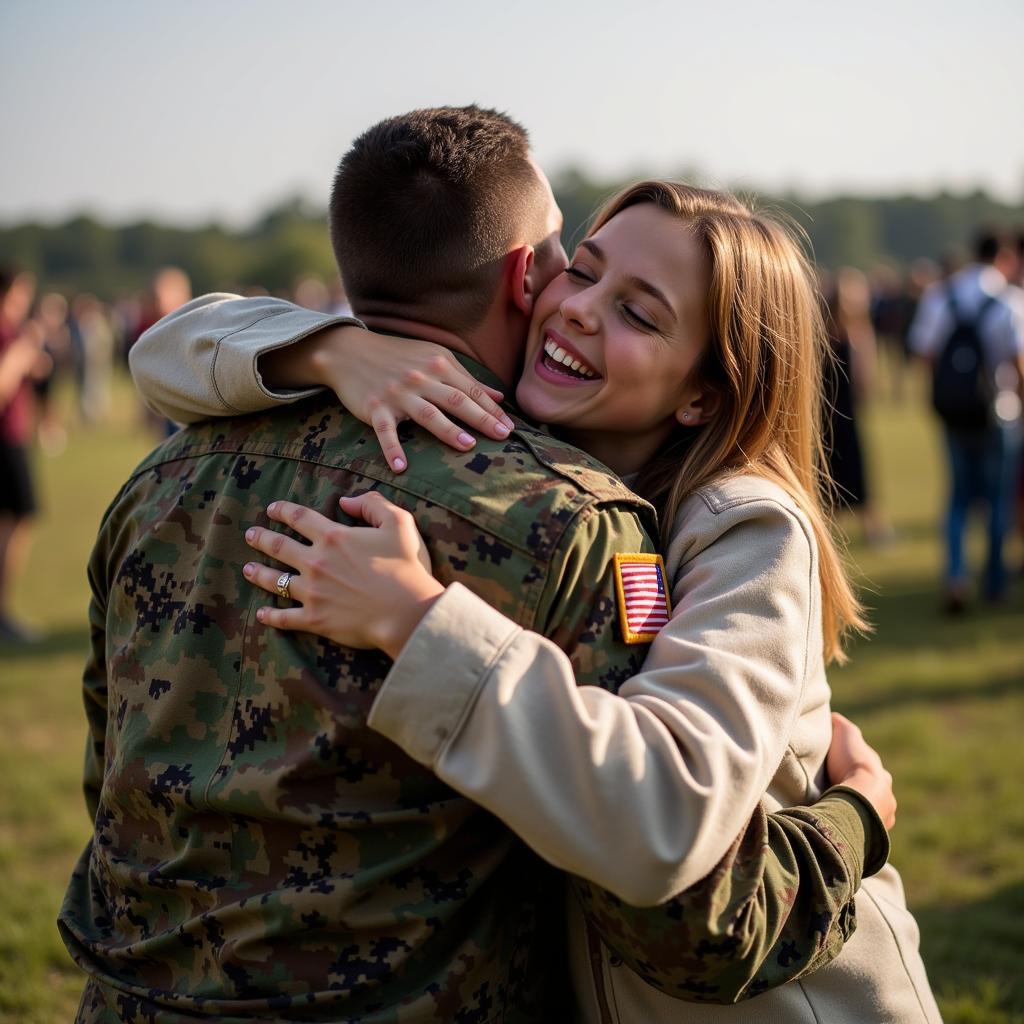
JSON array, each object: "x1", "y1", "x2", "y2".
[{"x1": 930, "y1": 289, "x2": 998, "y2": 431}]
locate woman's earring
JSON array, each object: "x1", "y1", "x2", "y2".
[{"x1": 682, "y1": 412, "x2": 691, "y2": 422}]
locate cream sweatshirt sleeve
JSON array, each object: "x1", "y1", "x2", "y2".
[
  {"x1": 128, "y1": 292, "x2": 363, "y2": 423},
  {"x1": 369, "y1": 483, "x2": 818, "y2": 906}
]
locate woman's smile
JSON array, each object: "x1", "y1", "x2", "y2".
[{"x1": 535, "y1": 329, "x2": 602, "y2": 383}]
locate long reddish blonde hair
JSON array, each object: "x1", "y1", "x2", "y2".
[{"x1": 591, "y1": 181, "x2": 866, "y2": 663}]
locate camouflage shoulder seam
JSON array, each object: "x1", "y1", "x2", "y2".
[
  {"x1": 127, "y1": 421, "x2": 659, "y2": 560},
  {"x1": 511, "y1": 424, "x2": 657, "y2": 511},
  {"x1": 125, "y1": 437, "x2": 604, "y2": 572},
  {"x1": 127, "y1": 434, "x2": 340, "y2": 484}
]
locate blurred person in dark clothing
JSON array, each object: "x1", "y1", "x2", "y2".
[
  {"x1": 821, "y1": 267, "x2": 893, "y2": 544},
  {"x1": 870, "y1": 264, "x2": 912, "y2": 402},
  {"x1": 0, "y1": 268, "x2": 47, "y2": 642},
  {"x1": 909, "y1": 229, "x2": 1024, "y2": 612},
  {"x1": 870, "y1": 261, "x2": 941, "y2": 403}
]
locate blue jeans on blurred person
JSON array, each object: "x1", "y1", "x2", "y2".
[{"x1": 943, "y1": 423, "x2": 1022, "y2": 601}]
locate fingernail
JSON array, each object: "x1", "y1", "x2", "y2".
[
  {"x1": 458, "y1": 432, "x2": 475, "y2": 448},
  {"x1": 501, "y1": 415, "x2": 515, "y2": 430},
  {"x1": 267, "y1": 502, "x2": 278, "y2": 515},
  {"x1": 392, "y1": 457, "x2": 406, "y2": 472},
  {"x1": 244, "y1": 562, "x2": 255, "y2": 576},
  {"x1": 245, "y1": 528, "x2": 256, "y2": 542},
  {"x1": 256, "y1": 607, "x2": 266, "y2": 622},
  {"x1": 494, "y1": 422, "x2": 510, "y2": 437}
]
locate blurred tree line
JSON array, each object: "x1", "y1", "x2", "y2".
[
  {"x1": 552, "y1": 170, "x2": 1024, "y2": 271},
  {"x1": 3, "y1": 172, "x2": 1022, "y2": 300}
]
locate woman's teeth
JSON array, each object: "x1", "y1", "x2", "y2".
[{"x1": 543, "y1": 339, "x2": 598, "y2": 379}]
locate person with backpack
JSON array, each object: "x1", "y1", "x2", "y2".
[{"x1": 909, "y1": 229, "x2": 1024, "y2": 612}]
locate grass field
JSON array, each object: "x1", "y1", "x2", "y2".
[{"x1": 1, "y1": 369, "x2": 1022, "y2": 1023}]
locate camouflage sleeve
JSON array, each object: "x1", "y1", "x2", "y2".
[
  {"x1": 531, "y1": 503, "x2": 658, "y2": 689},
  {"x1": 577, "y1": 787, "x2": 889, "y2": 1003}
]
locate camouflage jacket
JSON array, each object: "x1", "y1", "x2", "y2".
[{"x1": 60, "y1": 368, "x2": 885, "y2": 1023}]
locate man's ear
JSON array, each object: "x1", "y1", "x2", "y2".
[
  {"x1": 675, "y1": 386, "x2": 722, "y2": 427},
  {"x1": 507, "y1": 244, "x2": 535, "y2": 317}
]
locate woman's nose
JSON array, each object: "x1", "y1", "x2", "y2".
[{"x1": 560, "y1": 289, "x2": 599, "y2": 332}]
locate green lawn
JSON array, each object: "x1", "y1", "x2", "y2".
[{"x1": 1, "y1": 370, "x2": 1022, "y2": 1023}]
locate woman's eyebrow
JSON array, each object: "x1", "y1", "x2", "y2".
[
  {"x1": 629, "y1": 277, "x2": 676, "y2": 322},
  {"x1": 580, "y1": 240, "x2": 676, "y2": 321}
]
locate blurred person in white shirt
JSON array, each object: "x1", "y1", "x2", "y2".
[{"x1": 908, "y1": 229, "x2": 1024, "y2": 610}]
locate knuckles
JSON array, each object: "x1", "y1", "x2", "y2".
[
  {"x1": 307, "y1": 555, "x2": 334, "y2": 578},
  {"x1": 321, "y1": 527, "x2": 344, "y2": 551}
]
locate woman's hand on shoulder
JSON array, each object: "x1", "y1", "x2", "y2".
[
  {"x1": 242, "y1": 492, "x2": 444, "y2": 658},
  {"x1": 313, "y1": 326, "x2": 515, "y2": 473}
]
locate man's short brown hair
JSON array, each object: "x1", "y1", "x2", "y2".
[{"x1": 329, "y1": 105, "x2": 552, "y2": 332}]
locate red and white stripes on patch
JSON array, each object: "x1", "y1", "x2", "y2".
[{"x1": 613, "y1": 554, "x2": 672, "y2": 643}]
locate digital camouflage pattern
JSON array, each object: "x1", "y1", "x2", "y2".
[{"x1": 59, "y1": 367, "x2": 883, "y2": 1022}]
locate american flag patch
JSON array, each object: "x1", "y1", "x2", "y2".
[{"x1": 613, "y1": 553, "x2": 672, "y2": 644}]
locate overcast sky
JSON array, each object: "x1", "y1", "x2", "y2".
[{"x1": 2, "y1": 0, "x2": 1022, "y2": 226}]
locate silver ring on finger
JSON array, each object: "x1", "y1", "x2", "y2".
[{"x1": 276, "y1": 572, "x2": 295, "y2": 600}]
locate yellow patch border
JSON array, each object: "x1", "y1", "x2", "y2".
[{"x1": 614, "y1": 552, "x2": 671, "y2": 644}]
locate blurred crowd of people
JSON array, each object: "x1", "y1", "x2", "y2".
[
  {"x1": 1, "y1": 231, "x2": 1022, "y2": 643},
  {"x1": 820, "y1": 227, "x2": 1024, "y2": 613},
  {"x1": 0, "y1": 265, "x2": 351, "y2": 642}
]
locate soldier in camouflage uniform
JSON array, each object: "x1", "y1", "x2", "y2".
[{"x1": 60, "y1": 107, "x2": 889, "y2": 1022}]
